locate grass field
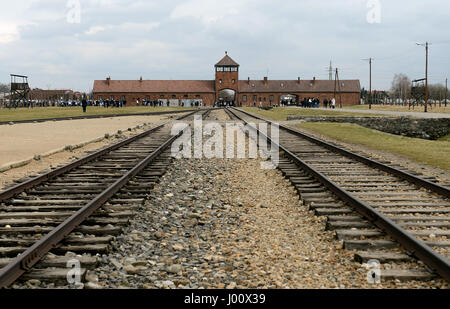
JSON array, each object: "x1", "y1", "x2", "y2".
[
  {"x1": 298, "y1": 122, "x2": 450, "y2": 171},
  {"x1": 347, "y1": 104, "x2": 450, "y2": 114},
  {"x1": 0, "y1": 106, "x2": 191, "y2": 122},
  {"x1": 241, "y1": 107, "x2": 381, "y2": 121}
]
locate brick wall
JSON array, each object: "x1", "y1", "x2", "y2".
[
  {"x1": 238, "y1": 92, "x2": 359, "y2": 107},
  {"x1": 215, "y1": 71, "x2": 239, "y2": 101},
  {"x1": 94, "y1": 92, "x2": 216, "y2": 106}
]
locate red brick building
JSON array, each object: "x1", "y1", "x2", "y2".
[{"x1": 93, "y1": 53, "x2": 361, "y2": 107}]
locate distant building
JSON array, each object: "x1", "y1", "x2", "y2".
[
  {"x1": 29, "y1": 89, "x2": 75, "y2": 102},
  {"x1": 93, "y1": 53, "x2": 361, "y2": 107}
]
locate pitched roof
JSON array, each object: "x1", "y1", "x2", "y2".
[
  {"x1": 93, "y1": 80, "x2": 215, "y2": 93},
  {"x1": 239, "y1": 79, "x2": 360, "y2": 93},
  {"x1": 215, "y1": 54, "x2": 239, "y2": 67}
]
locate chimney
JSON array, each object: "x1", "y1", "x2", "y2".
[
  {"x1": 298, "y1": 77, "x2": 301, "y2": 84},
  {"x1": 139, "y1": 76, "x2": 143, "y2": 82},
  {"x1": 248, "y1": 77, "x2": 250, "y2": 84},
  {"x1": 106, "y1": 77, "x2": 111, "y2": 85},
  {"x1": 313, "y1": 77, "x2": 316, "y2": 85},
  {"x1": 264, "y1": 76, "x2": 268, "y2": 85}
]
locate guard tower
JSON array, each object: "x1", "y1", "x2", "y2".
[
  {"x1": 412, "y1": 78, "x2": 426, "y2": 105},
  {"x1": 215, "y1": 52, "x2": 239, "y2": 105},
  {"x1": 10, "y1": 74, "x2": 30, "y2": 108}
]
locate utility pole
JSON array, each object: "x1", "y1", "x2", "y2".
[
  {"x1": 362, "y1": 58, "x2": 373, "y2": 109},
  {"x1": 416, "y1": 42, "x2": 431, "y2": 112}
]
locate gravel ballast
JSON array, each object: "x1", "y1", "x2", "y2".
[{"x1": 84, "y1": 112, "x2": 445, "y2": 289}]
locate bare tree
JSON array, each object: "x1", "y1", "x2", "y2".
[
  {"x1": 391, "y1": 73, "x2": 411, "y2": 103},
  {"x1": 428, "y1": 83, "x2": 446, "y2": 100},
  {"x1": 0, "y1": 83, "x2": 10, "y2": 107},
  {"x1": 0, "y1": 83, "x2": 9, "y2": 93}
]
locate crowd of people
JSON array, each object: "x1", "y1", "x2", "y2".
[
  {"x1": 214, "y1": 101, "x2": 236, "y2": 107},
  {"x1": 138, "y1": 99, "x2": 203, "y2": 107},
  {"x1": 280, "y1": 97, "x2": 337, "y2": 109}
]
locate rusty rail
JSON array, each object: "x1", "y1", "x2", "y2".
[
  {"x1": 233, "y1": 108, "x2": 450, "y2": 198},
  {"x1": 0, "y1": 110, "x2": 198, "y2": 202},
  {"x1": 228, "y1": 107, "x2": 450, "y2": 282},
  {"x1": 0, "y1": 109, "x2": 203, "y2": 287}
]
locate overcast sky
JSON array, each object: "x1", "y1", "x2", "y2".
[{"x1": 0, "y1": 0, "x2": 449, "y2": 92}]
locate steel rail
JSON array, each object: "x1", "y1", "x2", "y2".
[
  {"x1": 0, "y1": 109, "x2": 207, "y2": 287},
  {"x1": 0, "y1": 110, "x2": 199, "y2": 202},
  {"x1": 233, "y1": 108, "x2": 450, "y2": 198},
  {"x1": 228, "y1": 107, "x2": 450, "y2": 282},
  {"x1": 0, "y1": 129, "x2": 186, "y2": 287}
]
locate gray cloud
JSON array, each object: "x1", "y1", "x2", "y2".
[{"x1": 0, "y1": 0, "x2": 449, "y2": 92}]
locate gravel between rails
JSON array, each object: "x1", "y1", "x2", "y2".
[
  {"x1": 78, "y1": 157, "x2": 446, "y2": 289},
  {"x1": 76, "y1": 111, "x2": 446, "y2": 289}
]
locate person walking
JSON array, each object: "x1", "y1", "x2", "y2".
[
  {"x1": 81, "y1": 97, "x2": 88, "y2": 113},
  {"x1": 331, "y1": 98, "x2": 336, "y2": 109}
]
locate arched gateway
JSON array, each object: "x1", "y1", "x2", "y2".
[{"x1": 218, "y1": 89, "x2": 236, "y2": 106}]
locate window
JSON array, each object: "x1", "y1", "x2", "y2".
[
  {"x1": 216, "y1": 67, "x2": 223, "y2": 72},
  {"x1": 253, "y1": 95, "x2": 257, "y2": 102},
  {"x1": 219, "y1": 79, "x2": 222, "y2": 84},
  {"x1": 232, "y1": 79, "x2": 235, "y2": 84},
  {"x1": 110, "y1": 96, "x2": 114, "y2": 100},
  {"x1": 264, "y1": 97, "x2": 266, "y2": 102},
  {"x1": 146, "y1": 96, "x2": 150, "y2": 101},
  {"x1": 224, "y1": 67, "x2": 231, "y2": 72},
  {"x1": 98, "y1": 96, "x2": 102, "y2": 100},
  {"x1": 243, "y1": 95, "x2": 247, "y2": 102},
  {"x1": 280, "y1": 83, "x2": 284, "y2": 87},
  {"x1": 270, "y1": 95, "x2": 274, "y2": 102},
  {"x1": 122, "y1": 96, "x2": 126, "y2": 101},
  {"x1": 231, "y1": 67, "x2": 238, "y2": 72}
]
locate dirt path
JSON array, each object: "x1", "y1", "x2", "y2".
[{"x1": 0, "y1": 115, "x2": 172, "y2": 167}]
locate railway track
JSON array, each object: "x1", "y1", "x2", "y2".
[
  {"x1": 0, "y1": 109, "x2": 211, "y2": 288},
  {"x1": 226, "y1": 107, "x2": 450, "y2": 283}
]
